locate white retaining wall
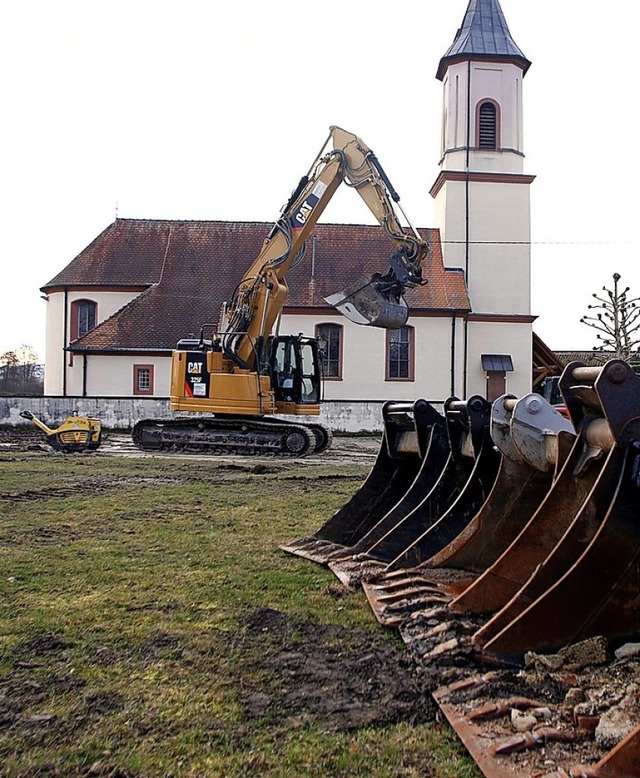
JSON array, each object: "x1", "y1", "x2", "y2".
[{"x1": 0, "y1": 397, "x2": 445, "y2": 434}]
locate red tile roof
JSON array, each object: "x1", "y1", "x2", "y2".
[
  {"x1": 48, "y1": 219, "x2": 470, "y2": 351},
  {"x1": 43, "y1": 220, "x2": 169, "y2": 288}
]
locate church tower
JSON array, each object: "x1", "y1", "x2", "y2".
[{"x1": 432, "y1": 0, "x2": 535, "y2": 399}]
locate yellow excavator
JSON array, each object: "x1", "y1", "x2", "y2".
[{"x1": 132, "y1": 126, "x2": 429, "y2": 456}]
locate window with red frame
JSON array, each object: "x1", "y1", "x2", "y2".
[
  {"x1": 315, "y1": 323, "x2": 343, "y2": 379},
  {"x1": 386, "y1": 326, "x2": 414, "y2": 380},
  {"x1": 133, "y1": 364, "x2": 154, "y2": 395},
  {"x1": 70, "y1": 299, "x2": 97, "y2": 340}
]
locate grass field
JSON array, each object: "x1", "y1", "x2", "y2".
[{"x1": 0, "y1": 445, "x2": 481, "y2": 777}]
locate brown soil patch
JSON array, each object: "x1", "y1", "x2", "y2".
[{"x1": 238, "y1": 607, "x2": 435, "y2": 731}]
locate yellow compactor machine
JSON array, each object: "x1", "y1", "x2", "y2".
[{"x1": 20, "y1": 410, "x2": 102, "y2": 453}]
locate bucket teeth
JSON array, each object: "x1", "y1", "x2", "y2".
[
  {"x1": 279, "y1": 537, "x2": 351, "y2": 565},
  {"x1": 327, "y1": 555, "x2": 386, "y2": 587}
]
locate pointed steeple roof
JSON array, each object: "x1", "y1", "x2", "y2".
[{"x1": 437, "y1": 0, "x2": 530, "y2": 80}]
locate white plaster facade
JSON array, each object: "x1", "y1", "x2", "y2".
[
  {"x1": 435, "y1": 60, "x2": 532, "y2": 315},
  {"x1": 441, "y1": 62, "x2": 525, "y2": 172},
  {"x1": 44, "y1": 289, "x2": 144, "y2": 394},
  {"x1": 45, "y1": 307, "x2": 530, "y2": 403},
  {"x1": 63, "y1": 354, "x2": 172, "y2": 398},
  {"x1": 285, "y1": 313, "x2": 468, "y2": 402},
  {"x1": 47, "y1": 310, "x2": 477, "y2": 403}
]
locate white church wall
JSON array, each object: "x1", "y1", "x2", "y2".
[
  {"x1": 43, "y1": 289, "x2": 145, "y2": 395},
  {"x1": 64, "y1": 354, "x2": 172, "y2": 398},
  {"x1": 283, "y1": 312, "x2": 461, "y2": 403},
  {"x1": 441, "y1": 61, "x2": 525, "y2": 171},
  {"x1": 467, "y1": 182, "x2": 531, "y2": 315},
  {"x1": 466, "y1": 320, "x2": 532, "y2": 398}
]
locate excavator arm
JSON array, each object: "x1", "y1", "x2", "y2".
[{"x1": 224, "y1": 126, "x2": 429, "y2": 370}]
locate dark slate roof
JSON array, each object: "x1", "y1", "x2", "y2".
[
  {"x1": 437, "y1": 0, "x2": 530, "y2": 80},
  {"x1": 57, "y1": 219, "x2": 470, "y2": 352}
]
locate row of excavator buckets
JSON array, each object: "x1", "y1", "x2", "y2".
[{"x1": 282, "y1": 360, "x2": 640, "y2": 778}]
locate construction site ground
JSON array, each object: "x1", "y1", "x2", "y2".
[{"x1": 1, "y1": 428, "x2": 638, "y2": 777}]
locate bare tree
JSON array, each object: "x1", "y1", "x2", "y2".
[
  {"x1": 580, "y1": 273, "x2": 640, "y2": 366},
  {"x1": 0, "y1": 345, "x2": 43, "y2": 395}
]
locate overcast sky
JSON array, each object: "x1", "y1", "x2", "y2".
[{"x1": 2, "y1": 0, "x2": 639, "y2": 362}]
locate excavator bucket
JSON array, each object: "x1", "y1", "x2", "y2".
[
  {"x1": 325, "y1": 274, "x2": 410, "y2": 329},
  {"x1": 359, "y1": 393, "x2": 575, "y2": 628},
  {"x1": 280, "y1": 399, "x2": 445, "y2": 564},
  {"x1": 432, "y1": 674, "x2": 640, "y2": 778},
  {"x1": 329, "y1": 395, "x2": 504, "y2": 589},
  {"x1": 474, "y1": 360, "x2": 640, "y2": 661},
  {"x1": 381, "y1": 396, "x2": 500, "y2": 572},
  {"x1": 452, "y1": 360, "x2": 640, "y2": 664},
  {"x1": 450, "y1": 388, "x2": 612, "y2": 619},
  {"x1": 284, "y1": 363, "x2": 640, "y2": 778},
  {"x1": 324, "y1": 411, "x2": 456, "y2": 587},
  {"x1": 358, "y1": 396, "x2": 500, "y2": 625},
  {"x1": 427, "y1": 394, "x2": 575, "y2": 572},
  {"x1": 333, "y1": 396, "x2": 497, "y2": 585}
]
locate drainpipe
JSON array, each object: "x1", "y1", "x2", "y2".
[
  {"x1": 82, "y1": 354, "x2": 88, "y2": 397},
  {"x1": 463, "y1": 315, "x2": 469, "y2": 399},
  {"x1": 465, "y1": 60, "x2": 471, "y2": 280},
  {"x1": 63, "y1": 287, "x2": 68, "y2": 397},
  {"x1": 450, "y1": 315, "x2": 456, "y2": 397},
  {"x1": 463, "y1": 60, "x2": 472, "y2": 398}
]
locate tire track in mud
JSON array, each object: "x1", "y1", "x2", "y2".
[{"x1": 0, "y1": 476, "x2": 182, "y2": 505}]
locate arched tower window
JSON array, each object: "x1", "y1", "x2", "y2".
[
  {"x1": 70, "y1": 299, "x2": 97, "y2": 341},
  {"x1": 477, "y1": 101, "x2": 499, "y2": 149}
]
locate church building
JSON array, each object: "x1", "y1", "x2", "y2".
[{"x1": 40, "y1": 0, "x2": 538, "y2": 424}]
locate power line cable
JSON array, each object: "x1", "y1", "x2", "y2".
[{"x1": 442, "y1": 240, "x2": 638, "y2": 246}]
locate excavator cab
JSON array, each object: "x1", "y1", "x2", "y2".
[{"x1": 263, "y1": 334, "x2": 322, "y2": 409}]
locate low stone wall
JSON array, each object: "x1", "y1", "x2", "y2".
[{"x1": 0, "y1": 396, "x2": 417, "y2": 434}]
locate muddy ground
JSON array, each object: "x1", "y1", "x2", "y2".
[
  {"x1": 0, "y1": 428, "x2": 382, "y2": 466},
  {"x1": 239, "y1": 606, "x2": 436, "y2": 731},
  {"x1": 2, "y1": 427, "x2": 640, "y2": 776},
  {"x1": 0, "y1": 608, "x2": 435, "y2": 757}
]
